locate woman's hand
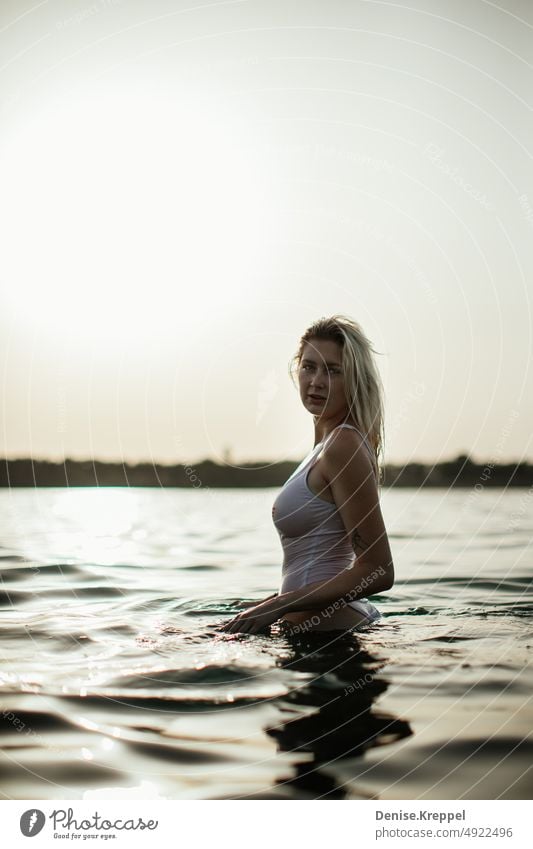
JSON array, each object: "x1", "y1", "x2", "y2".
[{"x1": 219, "y1": 595, "x2": 284, "y2": 635}]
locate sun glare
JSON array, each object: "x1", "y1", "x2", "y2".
[{"x1": 1, "y1": 82, "x2": 273, "y2": 351}]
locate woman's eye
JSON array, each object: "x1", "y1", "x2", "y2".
[{"x1": 301, "y1": 364, "x2": 340, "y2": 374}]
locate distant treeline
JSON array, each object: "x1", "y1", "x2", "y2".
[{"x1": 0, "y1": 454, "x2": 531, "y2": 488}]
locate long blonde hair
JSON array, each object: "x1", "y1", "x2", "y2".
[{"x1": 289, "y1": 314, "x2": 386, "y2": 482}]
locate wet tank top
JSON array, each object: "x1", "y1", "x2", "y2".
[{"x1": 272, "y1": 424, "x2": 378, "y2": 595}]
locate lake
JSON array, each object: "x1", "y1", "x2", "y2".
[{"x1": 0, "y1": 486, "x2": 531, "y2": 800}]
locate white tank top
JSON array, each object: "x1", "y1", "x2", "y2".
[{"x1": 272, "y1": 424, "x2": 377, "y2": 595}]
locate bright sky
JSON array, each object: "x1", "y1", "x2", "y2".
[{"x1": 1, "y1": 0, "x2": 532, "y2": 466}]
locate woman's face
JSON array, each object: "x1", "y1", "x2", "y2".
[{"x1": 297, "y1": 338, "x2": 348, "y2": 420}]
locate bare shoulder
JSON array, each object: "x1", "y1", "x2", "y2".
[{"x1": 321, "y1": 427, "x2": 375, "y2": 481}]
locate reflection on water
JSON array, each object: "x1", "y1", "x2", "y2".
[
  {"x1": 0, "y1": 487, "x2": 532, "y2": 800},
  {"x1": 264, "y1": 629, "x2": 412, "y2": 799}
]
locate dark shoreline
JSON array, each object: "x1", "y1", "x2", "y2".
[{"x1": 1, "y1": 454, "x2": 531, "y2": 488}]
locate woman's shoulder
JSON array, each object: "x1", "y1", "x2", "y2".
[
  {"x1": 322, "y1": 425, "x2": 377, "y2": 477},
  {"x1": 324, "y1": 423, "x2": 371, "y2": 450}
]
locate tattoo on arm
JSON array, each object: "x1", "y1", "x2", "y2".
[{"x1": 350, "y1": 527, "x2": 371, "y2": 556}]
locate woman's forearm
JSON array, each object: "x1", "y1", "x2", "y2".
[
  {"x1": 240, "y1": 591, "x2": 278, "y2": 608},
  {"x1": 279, "y1": 561, "x2": 392, "y2": 615}
]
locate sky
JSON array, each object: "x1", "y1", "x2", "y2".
[{"x1": 1, "y1": 0, "x2": 532, "y2": 467}]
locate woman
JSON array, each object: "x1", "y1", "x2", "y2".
[{"x1": 220, "y1": 314, "x2": 394, "y2": 635}]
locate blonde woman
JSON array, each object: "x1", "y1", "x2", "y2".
[{"x1": 221, "y1": 315, "x2": 394, "y2": 635}]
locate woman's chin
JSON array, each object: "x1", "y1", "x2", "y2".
[{"x1": 304, "y1": 400, "x2": 327, "y2": 413}]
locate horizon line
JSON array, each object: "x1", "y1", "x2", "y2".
[{"x1": 2, "y1": 453, "x2": 532, "y2": 467}]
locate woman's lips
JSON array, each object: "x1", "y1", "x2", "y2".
[{"x1": 308, "y1": 394, "x2": 326, "y2": 401}]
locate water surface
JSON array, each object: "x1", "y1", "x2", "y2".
[{"x1": 0, "y1": 486, "x2": 531, "y2": 800}]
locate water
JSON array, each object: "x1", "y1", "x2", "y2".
[{"x1": 0, "y1": 486, "x2": 532, "y2": 800}]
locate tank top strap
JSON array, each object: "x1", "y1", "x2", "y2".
[
  {"x1": 284, "y1": 440, "x2": 323, "y2": 484},
  {"x1": 324, "y1": 424, "x2": 378, "y2": 478}
]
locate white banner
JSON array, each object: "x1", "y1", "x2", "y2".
[{"x1": 1, "y1": 799, "x2": 530, "y2": 848}]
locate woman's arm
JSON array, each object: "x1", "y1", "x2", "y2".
[
  {"x1": 278, "y1": 558, "x2": 391, "y2": 615},
  {"x1": 281, "y1": 429, "x2": 394, "y2": 614},
  {"x1": 238, "y1": 591, "x2": 278, "y2": 608},
  {"x1": 221, "y1": 546, "x2": 392, "y2": 634},
  {"x1": 219, "y1": 565, "x2": 388, "y2": 633}
]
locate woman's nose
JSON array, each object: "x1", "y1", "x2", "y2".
[{"x1": 309, "y1": 375, "x2": 326, "y2": 388}]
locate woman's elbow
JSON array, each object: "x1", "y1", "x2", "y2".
[
  {"x1": 356, "y1": 559, "x2": 394, "y2": 593},
  {"x1": 371, "y1": 560, "x2": 394, "y2": 592},
  {"x1": 364, "y1": 539, "x2": 394, "y2": 591}
]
